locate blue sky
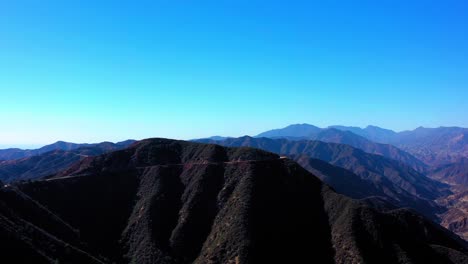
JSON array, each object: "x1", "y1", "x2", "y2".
[{"x1": 1, "y1": 0, "x2": 467, "y2": 147}]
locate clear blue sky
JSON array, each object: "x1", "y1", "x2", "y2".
[{"x1": 1, "y1": 0, "x2": 467, "y2": 147}]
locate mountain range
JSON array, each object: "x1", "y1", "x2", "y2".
[
  {"x1": 0, "y1": 140, "x2": 135, "y2": 161},
  {"x1": 195, "y1": 124, "x2": 468, "y2": 243},
  {"x1": 0, "y1": 141, "x2": 135, "y2": 183},
  {"x1": 1, "y1": 138, "x2": 466, "y2": 263},
  {"x1": 196, "y1": 136, "x2": 449, "y2": 219},
  {"x1": 256, "y1": 124, "x2": 468, "y2": 167},
  {"x1": 306, "y1": 128, "x2": 427, "y2": 171},
  {"x1": 0, "y1": 123, "x2": 466, "y2": 262}
]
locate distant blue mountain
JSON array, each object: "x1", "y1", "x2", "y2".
[
  {"x1": 255, "y1": 124, "x2": 468, "y2": 167},
  {"x1": 329, "y1": 125, "x2": 398, "y2": 143},
  {"x1": 256, "y1": 124, "x2": 321, "y2": 138},
  {"x1": 254, "y1": 125, "x2": 425, "y2": 170}
]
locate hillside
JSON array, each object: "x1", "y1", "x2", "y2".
[
  {"x1": 429, "y1": 158, "x2": 468, "y2": 186},
  {"x1": 311, "y1": 128, "x2": 427, "y2": 171},
  {"x1": 255, "y1": 125, "x2": 427, "y2": 171},
  {"x1": 256, "y1": 124, "x2": 468, "y2": 167},
  {"x1": 0, "y1": 140, "x2": 135, "y2": 161},
  {"x1": 437, "y1": 188, "x2": 468, "y2": 241},
  {"x1": 0, "y1": 138, "x2": 466, "y2": 263},
  {"x1": 198, "y1": 136, "x2": 450, "y2": 219},
  {"x1": 330, "y1": 126, "x2": 468, "y2": 167},
  {"x1": 291, "y1": 155, "x2": 385, "y2": 200},
  {"x1": 0, "y1": 141, "x2": 136, "y2": 182}
]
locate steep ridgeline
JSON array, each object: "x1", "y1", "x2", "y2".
[
  {"x1": 0, "y1": 139, "x2": 466, "y2": 263},
  {"x1": 256, "y1": 125, "x2": 427, "y2": 172},
  {"x1": 197, "y1": 136, "x2": 450, "y2": 219},
  {"x1": 0, "y1": 141, "x2": 136, "y2": 183},
  {"x1": 0, "y1": 140, "x2": 135, "y2": 161}
]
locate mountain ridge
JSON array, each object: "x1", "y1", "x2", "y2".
[
  {"x1": 253, "y1": 124, "x2": 467, "y2": 167},
  {"x1": 197, "y1": 136, "x2": 450, "y2": 219},
  {"x1": 0, "y1": 141, "x2": 135, "y2": 183},
  {"x1": 1, "y1": 138, "x2": 466, "y2": 263},
  {"x1": 0, "y1": 140, "x2": 136, "y2": 161}
]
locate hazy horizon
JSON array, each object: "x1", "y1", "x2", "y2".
[
  {"x1": 0, "y1": 123, "x2": 466, "y2": 149},
  {"x1": 1, "y1": 1, "x2": 467, "y2": 145}
]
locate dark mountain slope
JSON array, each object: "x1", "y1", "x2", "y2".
[
  {"x1": 291, "y1": 154, "x2": 385, "y2": 199},
  {"x1": 198, "y1": 136, "x2": 449, "y2": 218},
  {"x1": 0, "y1": 185, "x2": 103, "y2": 263},
  {"x1": 0, "y1": 140, "x2": 135, "y2": 161},
  {"x1": 0, "y1": 142, "x2": 136, "y2": 183},
  {"x1": 1, "y1": 138, "x2": 466, "y2": 263}
]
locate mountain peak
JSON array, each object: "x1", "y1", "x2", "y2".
[{"x1": 256, "y1": 124, "x2": 320, "y2": 138}]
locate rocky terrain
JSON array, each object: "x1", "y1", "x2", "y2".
[
  {"x1": 437, "y1": 188, "x2": 468, "y2": 241},
  {"x1": 1, "y1": 139, "x2": 466, "y2": 263},
  {"x1": 246, "y1": 124, "x2": 468, "y2": 240},
  {"x1": 257, "y1": 125, "x2": 427, "y2": 171},
  {"x1": 198, "y1": 136, "x2": 450, "y2": 219},
  {"x1": 429, "y1": 158, "x2": 468, "y2": 186}
]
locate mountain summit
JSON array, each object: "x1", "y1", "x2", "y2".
[{"x1": 256, "y1": 123, "x2": 321, "y2": 138}]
